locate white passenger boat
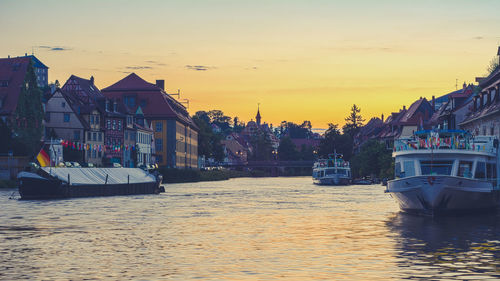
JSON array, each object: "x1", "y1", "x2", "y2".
[
  {"x1": 312, "y1": 152, "x2": 351, "y2": 185},
  {"x1": 386, "y1": 130, "x2": 500, "y2": 215}
]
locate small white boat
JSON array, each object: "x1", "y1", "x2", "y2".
[
  {"x1": 386, "y1": 130, "x2": 500, "y2": 215},
  {"x1": 312, "y1": 152, "x2": 351, "y2": 185}
]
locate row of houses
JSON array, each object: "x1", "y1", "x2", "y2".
[
  {"x1": 355, "y1": 47, "x2": 500, "y2": 150},
  {"x1": 0, "y1": 54, "x2": 199, "y2": 169}
]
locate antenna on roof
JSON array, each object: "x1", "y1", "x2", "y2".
[
  {"x1": 455, "y1": 79, "x2": 458, "y2": 90},
  {"x1": 32, "y1": 46, "x2": 34, "y2": 55},
  {"x1": 180, "y1": 99, "x2": 189, "y2": 109},
  {"x1": 170, "y1": 89, "x2": 180, "y2": 99}
]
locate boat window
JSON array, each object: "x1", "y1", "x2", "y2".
[
  {"x1": 403, "y1": 161, "x2": 415, "y2": 177},
  {"x1": 395, "y1": 162, "x2": 402, "y2": 178},
  {"x1": 325, "y1": 169, "x2": 335, "y2": 175},
  {"x1": 487, "y1": 163, "x2": 497, "y2": 180},
  {"x1": 475, "y1": 162, "x2": 486, "y2": 179},
  {"x1": 457, "y1": 161, "x2": 473, "y2": 178},
  {"x1": 420, "y1": 161, "x2": 453, "y2": 175}
]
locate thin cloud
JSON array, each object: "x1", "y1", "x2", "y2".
[
  {"x1": 145, "y1": 60, "x2": 167, "y2": 66},
  {"x1": 185, "y1": 65, "x2": 215, "y2": 71},
  {"x1": 38, "y1": 45, "x2": 72, "y2": 51},
  {"x1": 125, "y1": 66, "x2": 153, "y2": 70},
  {"x1": 473, "y1": 36, "x2": 484, "y2": 40}
]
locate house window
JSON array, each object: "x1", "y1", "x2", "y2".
[
  {"x1": 90, "y1": 115, "x2": 94, "y2": 125},
  {"x1": 155, "y1": 138, "x2": 163, "y2": 151},
  {"x1": 118, "y1": 120, "x2": 122, "y2": 131},
  {"x1": 112, "y1": 120, "x2": 116, "y2": 130},
  {"x1": 125, "y1": 131, "x2": 128, "y2": 140},
  {"x1": 95, "y1": 115, "x2": 99, "y2": 124},
  {"x1": 156, "y1": 122, "x2": 163, "y2": 132},
  {"x1": 64, "y1": 113, "x2": 70, "y2": 122},
  {"x1": 87, "y1": 132, "x2": 91, "y2": 140},
  {"x1": 157, "y1": 154, "x2": 163, "y2": 163},
  {"x1": 98, "y1": 132, "x2": 102, "y2": 141},
  {"x1": 62, "y1": 102, "x2": 66, "y2": 108},
  {"x1": 107, "y1": 120, "x2": 111, "y2": 129},
  {"x1": 74, "y1": 130, "x2": 80, "y2": 140},
  {"x1": 93, "y1": 132, "x2": 97, "y2": 141}
]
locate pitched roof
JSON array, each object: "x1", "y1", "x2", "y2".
[
  {"x1": 0, "y1": 56, "x2": 31, "y2": 116},
  {"x1": 62, "y1": 75, "x2": 103, "y2": 102},
  {"x1": 101, "y1": 73, "x2": 159, "y2": 92},
  {"x1": 27, "y1": 55, "x2": 48, "y2": 69}
]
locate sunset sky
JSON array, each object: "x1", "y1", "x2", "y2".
[{"x1": 2, "y1": 0, "x2": 500, "y2": 129}]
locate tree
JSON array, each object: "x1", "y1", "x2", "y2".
[
  {"x1": 279, "y1": 121, "x2": 313, "y2": 139},
  {"x1": 343, "y1": 104, "x2": 365, "y2": 138},
  {"x1": 192, "y1": 113, "x2": 225, "y2": 162},
  {"x1": 207, "y1": 110, "x2": 232, "y2": 133},
  {"x1": 318, "y1": 123, "x2": 351, "y2": 159},
  {"x1": 278, "y1": 136, "x2": 299, "y2": 160},
  {"x1": 350, "y1": 140, "x2": 393, "y2": 179},
  {"x1": 233, "y1": 116, "x2": 245, "y2": 133},
  {"x1": 10, "y1": 60, "x2": 44, "y2": 157},
  {"x1": 249, "y1": 131, "x2": 273, "y2": 161},
  {"x1": 487, "y1": 56, "x2": 499, "y2": 75}
]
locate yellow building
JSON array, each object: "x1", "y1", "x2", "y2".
[{"x1": 102, "y1": 73, "x2": 198, "y2": 168}]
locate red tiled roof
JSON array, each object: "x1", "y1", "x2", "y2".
[
  {"x1": 0, "y1": 57, "x2": 31, "y2": 116},
  {"x1": 101, "y1": 73, "x2": 159, "y2": 92}
]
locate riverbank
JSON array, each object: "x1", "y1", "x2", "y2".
[{"x1": 159, "y1": 167, "x2": 312, "y2": 183}]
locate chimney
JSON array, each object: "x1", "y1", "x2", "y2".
[
  {"x1": 432, "y1": 95, "x2": 435, "y2": 109},
  {"x1": 105, "y1": 99, "x2": 110, "y2": 111},
  {"x1": 473, "y1": 97, "x2": 477, "y2": 111},
  {"x1": 156, "y1": 80, "x2": 165, "y2": 90},
  {"x1": 7, "y1": 55, "x2": 10, "y2": 58},
  {"x1": 90, "y1": 76, "x2": 94, "y2": 85},
  {"x1": 381, "y1": 113, "x2": 384, "y2": 122},
  {"x1": 403, "y1": 105, "x2": 406, "y2": 111},
  {"x1": 25, "y1": 53, "x2": 27, "y2": 56},
  {"x1": 463, "y1": 82, "x2": 466, "y2": 89}
]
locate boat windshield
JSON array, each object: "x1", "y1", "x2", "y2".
[{"x1": 420, "y1": 160, "x2": 453, "y2": 175}]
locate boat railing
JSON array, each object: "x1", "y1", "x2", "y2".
[{"x1": 394, "y1": 136, "x2": 497, "y2": 154}]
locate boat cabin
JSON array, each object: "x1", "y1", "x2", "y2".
[{"x1": 393, "y1": 130, "x2": 498, "y2": 185}]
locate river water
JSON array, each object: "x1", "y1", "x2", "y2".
[{"x1": 1, "y1": 177, "x2": 499, "y2": 280}]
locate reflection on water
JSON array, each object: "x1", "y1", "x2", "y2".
[
  {"x1": 0, "y1": 177, "x2": 499, "y2": 280},
  {"x1": 387, "y1": 212, "x2": 500, "y2": 280}
]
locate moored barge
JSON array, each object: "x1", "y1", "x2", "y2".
[{"x1": 18, "y1": 167, "x2": 163, "y2": 199}]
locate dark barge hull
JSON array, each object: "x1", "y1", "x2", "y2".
[{"x1": 18, "y1": 170, "x2": 163, "y2": 200}]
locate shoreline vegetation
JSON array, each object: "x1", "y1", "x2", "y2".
[{"x1": 159, "y1": 168, "x2": 312, "y2": 184}]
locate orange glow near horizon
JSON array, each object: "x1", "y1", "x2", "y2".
[{"x1": 2, "y1": 0, "x2": 499, "y2": 129}]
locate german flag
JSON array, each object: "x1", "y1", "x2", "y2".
[{"x1": 36, "y1": 148, "x2": 50, "y2": 167}]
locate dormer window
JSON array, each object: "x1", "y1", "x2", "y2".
[{"x1": 62, "y1": 102, "x2": 66, "y2": 108}]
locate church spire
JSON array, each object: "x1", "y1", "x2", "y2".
[{"x1": 256, "y1": 103, "x2": 261, "y2": 126}]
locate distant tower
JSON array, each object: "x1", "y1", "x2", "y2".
[{"x1": 256, "y1": 103, "x2": 261, "y2": 126}]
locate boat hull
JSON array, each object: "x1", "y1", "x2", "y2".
[
  {"x1": 313, "y1": 176, "x2": 350, "y2": 186},
  {"x1": 18, "y1": 173, "x2": 162, "y2": 200},
  {"x1": 387, "y1": 176, "x2": 500, "y2": 215}
]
